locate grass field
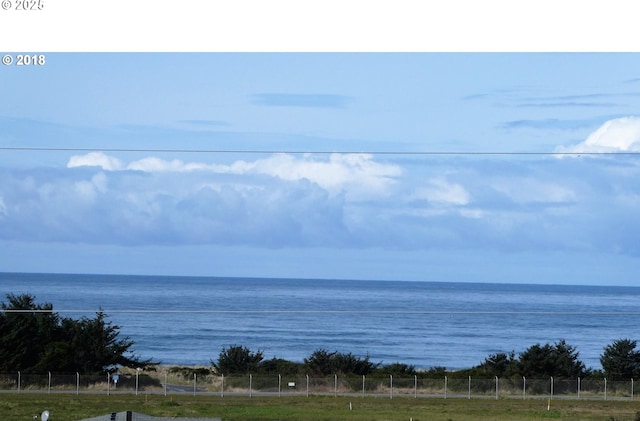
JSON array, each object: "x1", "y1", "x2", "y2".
[{"x1": 2, "y1": 393, "x2": 640, "y2": 421}]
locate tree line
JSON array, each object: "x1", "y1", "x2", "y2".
[
  {"x1": 211, "y1": 339, "x2": 640, "y2": 380},
  {"x1": 0, "y1": 294, "x2": 155, "y2": 374},
  {"x1": 2, "y1": 293, "x2": 640, "y2": 380}
]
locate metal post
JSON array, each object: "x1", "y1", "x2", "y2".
[
  {"x1": 250, "y1": 374, "x2": 253, "y2": 398},
  {"x1": 334, "y1": 374, "x2": 337, "y2": 397},
  {"x1": 221, "y1": 374, "x2": 224, "y2": 398},
  {"x1": 415, "y1": 375, "x2": 418, "y2": 399},
  {"x1": 107, "y1": 373, "x2": 110, "y2": 396},
  {"x1": 193, "y1": 373, "x2": 197, "y2": 396},
  {"x1": 77, "y1": 372, "x2": 80, "y2": 395},
  {"x1": 363, "y1": 375, "x2": 366, "y2": 397},
  {"x1": 48, "y1": 371, "x2": 51, "y2": 394},
  {"x1": 468, "y1": 376, "x2": 471, "y2": 399},
  {"x1": 17, "y1": 371, "x2": 21, "y2": 393},
  {"x1": 135, "y1": 370, "x2": 139, "y2": 396},
  {"x1": 164, "y1": 372, "x2": 167, "y2": 396},
  {"x1": 632, "y1": 378, "x2": 634, "y2": 400},
  {"x1": 550, "y1": 376, "x2": 554, "y2": 399},
  {"x1": 390, "y1": 375, "x2": 393, "y2": 399},
  {"x1": 604, "y1": 378, "x2": 607, "y2": 401},
  {"x1": 278, "y1": 374, "x2": 281, "y2": 397},
  {"x1": 523, "y1": 377, "x2": 526, "y2": 400},
  {"x1": 495, "y1": 376, "x2": 498, "y2": 400},
  {"x1": 306, "y1": 374, "x2": 309, "y2": 398},
  {"x1": 444, "y1": 376, "x2": 447, "y2": 399}
]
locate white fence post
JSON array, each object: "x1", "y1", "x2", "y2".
[
  {"x1": 76, "y1": 372, "x2": 80, "y2": 395},
  {"x1": 550, "y1": 376, "x2": 554, "y2": 399},
  {"x1": 363, "y1": 375, "x2": 366, "y2": 397},
  {"x1": 334, "y1": 374, "x2": 337, "y2": 397},
  {"x1": 444, "y1": 376, "x2": 447, "y2": 399},
  {"x1": 48, "y1": 371, "x2": 51, "y2": 394},
  {"x1": 390, "y1": 375, "x2": 393, "y2": 399},
  {"x1": 495, "y1": 376, "x2": 498, "y2": 400},
  {"x1": 278, "y1": 374, "x2": 281, "y2": 397},
  {"x1": 306, "y1": 374, "x2": 309, "y2": 398},
  {"x1": 577, "y1": 377, "x2": 581, "y2": 399}
]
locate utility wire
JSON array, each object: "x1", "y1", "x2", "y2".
[{"x1": 1, "y1": 146, "x2": 640, "y2": 155}]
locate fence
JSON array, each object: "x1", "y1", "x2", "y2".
[{"x1": 0, "y1": 372, "x2": 635, "y2": 401}]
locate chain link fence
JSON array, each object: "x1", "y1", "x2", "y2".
[{"x1": 0, "y1": 372, "x2": 635, "y2": 400}]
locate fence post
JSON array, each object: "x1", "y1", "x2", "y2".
[
  {"x1": 48, "y1": 371, "x2": 51, "y2": 394},
  {"x1": 390, "y1": 375, "x2": 393, "y2": 399},
  {"x1": 278, "y1": 374, "x2": 281, "y2": 397},
  {"x1": 164, "y1": 372, "x2": 167, "y2": 396},
  {"x1": 193, "y1": 373, "x2": 197, "y2": 396},
  {"x1": 523, "y1": 376, "x2": 526, "y2": 400},
  {"x1": 415, "y1": 375, "x2": 418, "y2": 399},
  {"x1": 306, "y1": 374, "x2": 309, "y2": 398},
  {"x1": 221, "y1": 374, "x2": 224, "y2": 398},
  {"x1": 495, "y1": 376, "x2": 498, "y2": 400},
  {"x1": 363, "y1": 375, "x2": 366, "y2": 397},
  {"x1": 17, "y1": 371, "x2": 21, "y2": 393},
  {"x1": 632, "y1": 378, "x2": 634, "y2": 401},
  {"x1": 107, "y1": 373, "x2": 110, "y2": 396},
  {"x1": 550, "y1": 376, "x2": 554, "y2": 399},
  {"x1": 334, "y1": 374, "x2": 337, "y2": 397},
  {"x1": 135, "y1": 370, "x2": 139, "y2": 396},
  {"x1": 250, "y1": 374, "x2": 253, "y2": 398},
  {"x1": 444, "y1": 376, "x2": 447, "y2": 399},
  {"x1": 577, "y1": 377, "x2": 580, "y2": 399},
  {"x1": 76, "y1": 372, "x2": 80, "y2": 395},
  {"x1": 604, "y1": 378, "x2": 607, "y2": 401}
]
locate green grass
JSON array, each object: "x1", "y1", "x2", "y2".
[{"x1": 1, "y1": 393, "x2": 640, "y2": 421}]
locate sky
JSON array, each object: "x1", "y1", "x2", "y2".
[{"x1": 1, "y1": 5, "x2": 640, "y2": 286}]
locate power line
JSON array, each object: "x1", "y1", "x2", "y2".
[{"x1": 1, "y1": 146, "x2": 640, "y2": 156}]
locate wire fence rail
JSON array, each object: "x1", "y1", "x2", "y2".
[{"x1": 0, "y1": 372, "x2": 636, "y2": 401}]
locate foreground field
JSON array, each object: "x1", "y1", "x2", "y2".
[{"x1": 2, "y1": 393, "x2": 640, "y2": 421}]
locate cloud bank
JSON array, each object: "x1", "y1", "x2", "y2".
[{"x1": 1, "y1": 149, "x2": 638, "y2": 258}]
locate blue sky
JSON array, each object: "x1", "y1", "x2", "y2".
[{"x1": 1, "y1": 53, "x2": 640, "y2": 285}]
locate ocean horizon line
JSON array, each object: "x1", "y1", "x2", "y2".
[{"x1": 1, "y1": 270, "x2": 635, "y2": 290}]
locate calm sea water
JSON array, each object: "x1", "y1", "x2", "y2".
[{"x1": 1, "y1": 272, "x2": 639, "y2": 371}]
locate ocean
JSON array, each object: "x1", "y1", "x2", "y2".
[{"x1": 1, "y1": 272, "x2": 639, "y2": 371}]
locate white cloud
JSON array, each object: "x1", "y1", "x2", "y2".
[
  {"x1": 556, "y1": 116, "x2": 640, "y2": 154},
  {"x1": 73, "y1": 172, "x2": 108, "y2": 203},
  {"x1": 127, "y1": 157, "x2": 217, "y2": 172},
  {"x1": 412, "y1": 177, "x2": 470, "y2": 206},
  {"x1": 66, "y1": 152, "x2": 403, "y2": 202},
  {"x1": 67, "y1": 152, "x2": 124, "y2": 170}
]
